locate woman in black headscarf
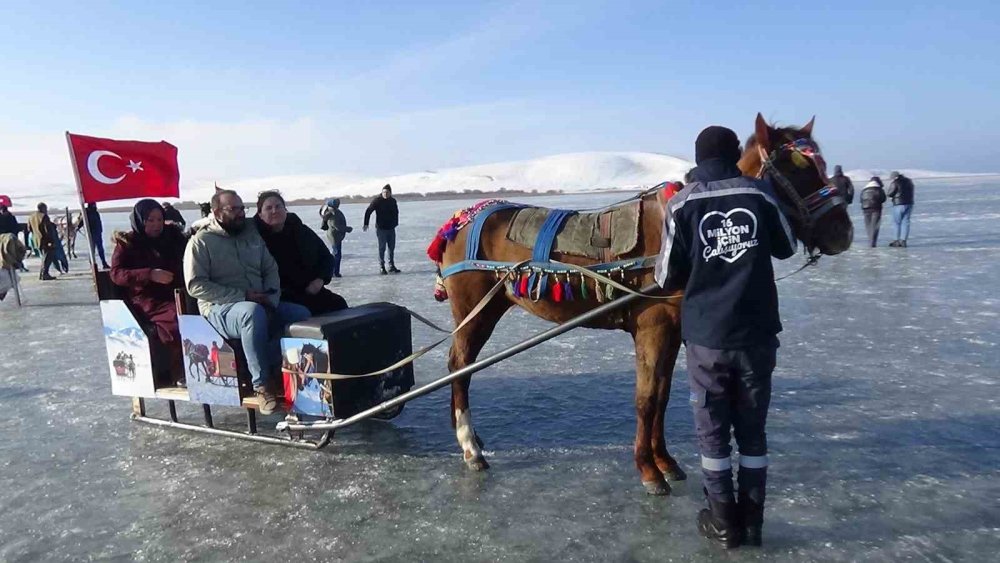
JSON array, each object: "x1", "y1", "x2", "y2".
[{"x1": 110, "y1": 199, "x2": 189, "y2": 385}]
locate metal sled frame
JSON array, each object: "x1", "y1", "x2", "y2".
[{"x1": 131, "y1": 392, "x2": 333, "y2": 450}]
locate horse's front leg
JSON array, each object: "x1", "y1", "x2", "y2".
[
  {"x1": 633, "y1": 326, "x2": 670, "y2": 495},
  {"x1": 445, "y1": 293, "x2": 509, "y2": 471},
  {"x1": 450, "y1": 375, "x2": 488, "y2": 471}
]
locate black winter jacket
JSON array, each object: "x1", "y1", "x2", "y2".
[
  {"x1": 0, "y1": 212, "x2": 18, "y2": 236},
  {"x1": 831, "y1": 173, "x2": 855, "y2": 205},
  {"x1": 655, "y1": 158, "x2": 797, "y2": 348},
  {"x1": 363, "y1": 196, "x2": 399, "y2": 229},
  {"x1": 254, "y1": 213, "x2": 333, "y2": 299},
  {"x1": 887, "y1": 176, "x2": 915, "y2": 205}
]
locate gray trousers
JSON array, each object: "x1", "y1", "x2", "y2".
[
  {"x1": 687, "y1": 342, "x2": 774, "y2": 506},
  {"x1": 376, "y1": 228, "x2": 396, "y2": 267},
  {"x1": 863, "y1": 208, "x2": 882, "y2": 247}
]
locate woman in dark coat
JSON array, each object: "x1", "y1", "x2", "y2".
[
  {"x1": 254, "y1": 191, "x2": 348, "y2": 315},
  {"x1": 110, "y1": 199, "x2": 188, "y2": 385}
]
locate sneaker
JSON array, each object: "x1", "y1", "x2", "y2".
[
  {"x1": 900, "y1": 240, "x2": 907, "y2": 248},
  {"x1": 388, "y1": 266, "x2": 401, "y2": 273},
  {"x1": 253, "y1": 386, "x2": 277, "y2": 415},
  {"x1": 888, "y1": 240, "x2": 900, "y2": 247},
  {"x1": 40, "y1": 273, "x2": 56, "y2": 281},
  {"x1": 380, "y1": 267, "x2": 388, "y2": 275}
]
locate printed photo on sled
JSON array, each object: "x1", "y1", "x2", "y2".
[
  {"x1": 99, "y1": 300, "x2": 156, "y2": 398},
  {"x1": 178, "y1": 315, "x2": 241, "y2": 406}
]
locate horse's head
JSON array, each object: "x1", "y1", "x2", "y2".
[{"x1": 739, "y1": 114, "x2": 853, "y2": 255}]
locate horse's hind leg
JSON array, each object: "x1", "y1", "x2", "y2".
[
  {"x1": 632, "y1": 324, "x2": 674, "y2": 495},
  {"x1": 651, "y1": 331, "x2": 686, "y2": 482},
  {"x1": 446, "y1": 282, "x2": 512, "y2": 471}
]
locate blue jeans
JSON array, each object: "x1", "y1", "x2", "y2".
[
  {"x1": 332, "y1": 239, "x2": 343, "y2": 276},
  {"x1": 892, "y1": 204, "x2": 913, "y2": 241},
  {"x1": 376, "y1": 228, "x2": 396, "y2": 267},
  {"x1": 204, "y1": 301, "x2": 311, "y2": 388}
]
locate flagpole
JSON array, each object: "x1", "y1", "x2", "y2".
[{"x1": 65, "y1": 132, "x2": 100, "y2": 297}]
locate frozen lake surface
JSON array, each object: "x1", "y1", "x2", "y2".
[{"x1": 1, "y1": 183, "x2": 998, "y2": 561}]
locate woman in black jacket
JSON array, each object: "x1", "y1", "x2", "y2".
[{"x1": 254, "y1": 191, "x2": 348, "y2": 315}]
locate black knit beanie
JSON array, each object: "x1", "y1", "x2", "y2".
[{"x1": 695, "y1": 126, "x2": 741, "y2": 165}]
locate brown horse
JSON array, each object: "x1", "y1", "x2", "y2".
[{"x1": 431, "y1": 114, "x2": 852, "y2": 495}]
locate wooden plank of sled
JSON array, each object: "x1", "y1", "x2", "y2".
[{"x1": 155, "y1": 387, "x2": 190, "y2": 401}]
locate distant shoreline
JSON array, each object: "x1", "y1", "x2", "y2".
[{"x1": 12, "y1": 187, "x2": 641, "y2": 215}]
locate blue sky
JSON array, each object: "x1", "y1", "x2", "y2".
[{"x1": 2, "y1": 0, "x2": 998, "y2": 198}]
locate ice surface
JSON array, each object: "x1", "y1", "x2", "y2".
[{"x1": 1, "y1": 184, "x2": 998, "y2": 561}]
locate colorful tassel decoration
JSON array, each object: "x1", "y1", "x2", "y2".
[
  {"x1": 580, "y1": 273, "x2": 589, "y2": 300},
  {"x1": 552, "y1": 276, "x2": 564, "y2": 302},
  {"x1": 563, "y1": 279, "x2": 574, "y2": 301},
  {"x1": 517, "y1": 273, "x2": 529, "y2": 297}
]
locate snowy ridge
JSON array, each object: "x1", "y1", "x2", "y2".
[{"x1": 224, "y1": 151, "x2": 694, "y2": 202}]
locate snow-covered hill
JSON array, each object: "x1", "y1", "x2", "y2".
[{"x1": 224, "y1": 151, "x2": 694, "y2": 203}]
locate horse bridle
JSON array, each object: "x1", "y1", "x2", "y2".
[{"x1": 756, "y1": 138, "x2": 846, "y2": 234}]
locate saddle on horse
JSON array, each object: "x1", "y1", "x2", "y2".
[{"x1": 504, "y1": 201, "x2": 642, "y2": 263}]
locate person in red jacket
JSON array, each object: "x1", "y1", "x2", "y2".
[{"x1": 110, "y1": 199, "x2": 188, "y2": 386}]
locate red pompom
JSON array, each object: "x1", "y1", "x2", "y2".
[
  {"x1": 426, "y1": 236, "x2": 448, "y2": 262},
  {"x1": 552, "y1": 279, "x2": 564, "y2": 302}
]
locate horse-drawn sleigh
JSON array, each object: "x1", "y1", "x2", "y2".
[{"x1": 95, "y1": 115, "x2": 851, "y2": 494}]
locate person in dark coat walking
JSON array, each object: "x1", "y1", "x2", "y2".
[
  {"x1": 886, "y1": 171, "x2": 915, "y2": 247},
  {"x1": 320, "y1": 198, "x2": 352, "y2": 277},
  {"x1": 254, "y1": 191, "x2": 348, "y2": 315},
  {"x1": 27, "y1": 203, "x2": 56, "y2": 280},
  {"x1": 110, "y1": 199, "x2": 188, "y2": 386},
  {"x1": 830, "y1": 165, "x2": 855, "y2": 205},
  {"x1": 656, "y1": 126, "x2": 797, "y2": 549},
  {"x1": 363, "y1": 184, "x2": 400, "y2": 275},
  {"x1": 860, "y1": 176, "x2": 887, "y2": 247},
  {"x1": 81, "y1": 203, "x2": 111, "y2": 269}
]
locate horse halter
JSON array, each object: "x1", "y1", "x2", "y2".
[{"x1": 756, "y1": 138, "x2": 846, "y2": 231}]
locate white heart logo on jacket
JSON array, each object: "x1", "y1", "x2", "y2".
[{"x1": 698, "y1": 208, "x2": 759, "y2": 263}]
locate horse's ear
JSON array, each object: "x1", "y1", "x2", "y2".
[
  {"x1": 801, "y1": 115, "x2": 815, "y2": 137},
  {"x1": 754, "y1": 113, "x2": 771, "y2": 150}
]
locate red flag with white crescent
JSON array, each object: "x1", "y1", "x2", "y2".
[{"x1": 67, "y1": 133, "x2": 180, "y2": 203}]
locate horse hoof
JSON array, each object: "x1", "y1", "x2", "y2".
[
  {"x1": 664, "y1": 466, "x2": 687, "y2": 482},
  {"x1": 642, "y1": 479, "x2": 671, "y2": 496},
  {"x1": 465, "y1": 456, "x2": 490, "y2": 472}
]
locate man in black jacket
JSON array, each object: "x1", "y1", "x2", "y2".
[
  {"x1": 830, "y1": 165, "x2": 854, "y2": 205},
  {"x1": 886, "y1": 171, "x2": 915, "y2": 247},
  {"x1": 363, "y1": 184, "x2": 400, "y2": 274},
  {"x1": 656, "y1": 126, "x2": 797, "y2": 549}
]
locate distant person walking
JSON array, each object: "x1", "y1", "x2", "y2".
[
  {"x1": 27, "y1": 203, "x2": 56, "y2": 280},
  {"x1": 830, "y1": 165, "x2": 855, "y2": 205},
  {"x1": 320, "y1": 198, "x2": 352, "y2": 277},
  {"x1": 886, "y1": 171, "x2": 915, "y2": 247},
  {"x1": 363, "y1": 184, "x2": 400, "y2": 275},
  {"x1": 860, "y1": 176, "x2": 887, "y2": 247},
  {"x1": 82, "y1": 202, "x2": 111, "y2": 269},
  {"x1": 0, "y1": 201, "x2": 19, "y2": 237},
  {"x1": 63, "y1": 209, "x2": 79, "y2": 259}
]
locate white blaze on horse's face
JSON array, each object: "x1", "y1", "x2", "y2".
[{"x1": 455, "y1": 408, "x2": 482, "y2": 462}]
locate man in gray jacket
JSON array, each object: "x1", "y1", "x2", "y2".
[{"x1": 183, "y1": 190, "x2": 311, "y2": 414}]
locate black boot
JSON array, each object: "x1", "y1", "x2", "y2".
[
  {"x1": 380, "y1": 266, "x2": 388, "y2": 275},
  {"x1": 889, "y1": 240, "x2": 899, "y2": 247},
  {"x1": 388, "y1": 264, "x2": 401, "y2": 273},
  {"x1": 697, "y1": 498, "x2": 741, "y2": 549},
  {"x1": 738, "y1": 494, "x2": 764, "y2": 547}
]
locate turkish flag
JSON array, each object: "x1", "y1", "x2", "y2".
[{"x1": 67, "y1": 133, "x2": 180, "y2": 203}]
